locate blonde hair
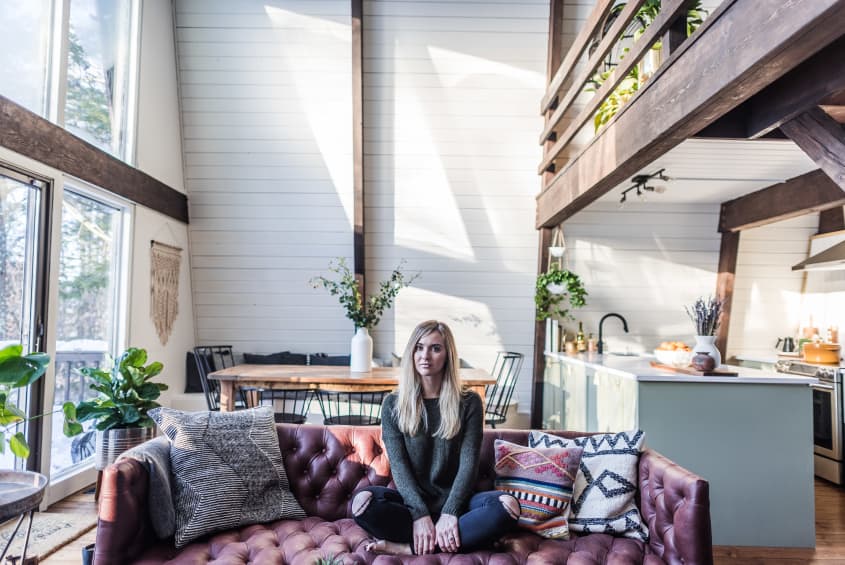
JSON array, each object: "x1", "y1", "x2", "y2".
[{"x1": 395, "y1": 320, "x2": 463, "y2": 439}]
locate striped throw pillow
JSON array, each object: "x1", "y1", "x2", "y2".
[
  {"x1": 493, "y1": 439, "x2": 582, "y2": 539},
  {"x1": 151, "y1": 406, "x2": 306, "y2": 547}
]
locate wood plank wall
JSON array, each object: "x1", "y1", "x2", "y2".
[
  {"x1": 361, "y1": 0, "x2": 549, "y2": 410},
  {"x1": 728, "y1": 214, "x2": 819, "y2": 359},
  {"x1": 175, "y1": 0, "x2": 355, "y2": 353},
  {"x1": 562, "y1": 202, "x2": 722, "y2": 350},
  {"x1": 175, "y1": 0, "x2": 551, "y2": 410}
]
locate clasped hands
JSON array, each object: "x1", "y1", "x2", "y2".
[{"x1": 413, "y1": 514, "x2": 460, "y2": 554}]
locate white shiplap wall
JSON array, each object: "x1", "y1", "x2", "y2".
[
  {"x1": 562, "y1": 202, "x2": 723, "y2": 352},
  {"x1": 363, "y1": 0, "x2": 550, "y2": 413},
  {"x1": 729, "y1": 214, "x2": 819, "y2": 359},
  {"x1": 564, "y1": 202, "x2": 820, "y2": 361},
  {"x1": 175, "y1": 0, "x2": 355, "y2": 354}
]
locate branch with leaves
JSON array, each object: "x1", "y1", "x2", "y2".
[
  {"x1": 0, "y1": 344, "x2": 51, "y2": 459},
  {"x1": 310, "y1": 258, "x2": 419, "y2": 329}
]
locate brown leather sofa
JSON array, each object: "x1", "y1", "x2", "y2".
[{"x1": 94, "y1": 424, "x2": 713, "y2": 564}]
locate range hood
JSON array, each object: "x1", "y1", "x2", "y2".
[{"x1": 792, "y1": 240, "x2": 845, "y2": 271}]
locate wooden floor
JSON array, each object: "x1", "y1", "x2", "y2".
[{"x1": 38, "y1": 479, "x2": 845, "y2": 564}]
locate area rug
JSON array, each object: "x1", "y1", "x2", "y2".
[{"x1": 0, "y1": 511, "x2": 97, "y2": 560}]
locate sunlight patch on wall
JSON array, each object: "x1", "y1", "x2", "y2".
[
  {"x1": 264, "y1": 6, "x2": 353, "y2": 225},
  {"x1": 390, "y1": 92, "x2": 473, "y2": 258},
  {"x1": 426, "y1": 46, "x2": 544, "y2": 89}
]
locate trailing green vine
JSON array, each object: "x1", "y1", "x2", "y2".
[{"x1": 535, "y1": 266, "x2": 588, "y2": 322}]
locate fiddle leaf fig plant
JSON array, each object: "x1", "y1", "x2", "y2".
[
  {"x1": 62, "y1": 347, "x2": 167, "y2": 437},
  {"x1": 0, "y1": 344, "x2": 51, "y2": 459},
  {"x1": 535, "y1": 266, "x2": 588, "y2": 322}
]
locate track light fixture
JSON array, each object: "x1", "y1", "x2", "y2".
[{"x1": 619, "y1": 168, "x2": 670, "y2": 204}]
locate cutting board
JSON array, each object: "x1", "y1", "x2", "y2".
[{"x1": 649, "y1": 361, "x2": 739, "y2": 377}]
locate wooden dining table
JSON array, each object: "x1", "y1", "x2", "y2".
[{"x1": 208, "y1": 364, "x2": 497, "y2": 412}]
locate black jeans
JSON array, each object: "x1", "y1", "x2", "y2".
[{"x1": 353, "y1": 486, "x2": 518, "y2": 553}]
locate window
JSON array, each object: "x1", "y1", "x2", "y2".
[
  {"x1": 50, "y1": 182, "x2": 130, "y2": 477},
  {"x1": 64, "y1": 0, "x2": 138, "y2": 158},
  {"x1": 0, "y1": 1, "x2": 52, "y2": 116},
  {"x1": 0, "y1": 0, "x2": 139, "y2": 162}
]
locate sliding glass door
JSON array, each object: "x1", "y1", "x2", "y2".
[{"x1": 0, "y1": 166, "x2": 50, "y2": 471}]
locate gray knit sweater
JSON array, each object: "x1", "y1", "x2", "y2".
[{"x1": 381, "y1": 391, "x2": 483, "y2": 520}]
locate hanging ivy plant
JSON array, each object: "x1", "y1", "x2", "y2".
[{"x1": 535, "y1": 266, "x2": 588, "y2": 322}]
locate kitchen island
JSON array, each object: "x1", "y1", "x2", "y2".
[{"x1": 543, "y1": 352, "x2": 816, "y2": 548}]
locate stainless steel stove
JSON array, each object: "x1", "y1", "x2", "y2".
[{"x1": 776, "y1": 359, "x2": 845, "y2": 484}]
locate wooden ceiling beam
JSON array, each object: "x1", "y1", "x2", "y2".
[
  {"x1": 0, "y1": 95, "x2": 188, "y2": 223},
  {"x1": 748, "y1": 36, "x2": 845, "y2": 139},
  {"x1": 536, "y1": 0, "x2": 845, "y2": 228},
  {"x1": 719, "y1": 169, "x2": 845, "y2": 233},
  {"x1": 781, "y1": 106, "x2": 845, "y2": 190}
]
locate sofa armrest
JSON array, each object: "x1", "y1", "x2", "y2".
[
  {"x1": 94, "y1": 459, "x2": 158, "y2": 565},
  {"x1": 639, "y1": 448, "x2": 713, "y2": 565}
]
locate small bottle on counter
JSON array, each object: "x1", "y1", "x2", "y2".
[
  {"x1": 587, "y1": 333, "x2": 598, "y2": 352},
  {"x1": 576, "y1": 322, "x2": 586, "y2": 352}
]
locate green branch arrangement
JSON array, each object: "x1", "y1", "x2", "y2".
[
  {"x1": 310, "y1": 258, "x2": 419, "y2": 330},
  {"x1": 535, "y1": 265, "x2": 588, "y2": 322}
]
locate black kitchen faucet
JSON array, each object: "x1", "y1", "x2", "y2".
[{"x1": 598, "y1": 313, "x2": 629, "y2": 354}]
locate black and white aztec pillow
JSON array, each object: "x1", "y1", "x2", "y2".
[
  {"x1": 528, "y1": 430, "x2": 648, "y2": 542},
  {"x1": 151, "y1": 406, "x2": 306, "y2": 547}
]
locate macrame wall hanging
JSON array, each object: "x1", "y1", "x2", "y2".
[{"x1": 150, "y1": 240, "x2": 182, "y2": 345}]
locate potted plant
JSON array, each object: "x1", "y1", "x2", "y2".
[
  {"x1": 535, "y1": 265, "x2": 588, "y2": 322},
  {"x1": 0, "y1": 344, "x2": 50, "y2": 459},
  {"x1": 310, "y1": 258, "x2": 418, "y2": 372},
  {"x1": 62, "y1": 347, "x2": 167, "y2": 469},
  {"x1": 684, "y1": 296, "x2": 723, "y2": 367}
]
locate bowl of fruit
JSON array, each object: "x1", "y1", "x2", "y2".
[{"x1": 654, "y1": 341, "x2": 693, "y2": 367}]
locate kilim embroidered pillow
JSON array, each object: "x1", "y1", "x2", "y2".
[
  {"x1": 150, "y1": 406, "x2": 306, "y2": 547},
  {"x1": 528, "y1": 430, "x2": 648, "y2": 541},
  {"x1": 493, "y1": 439, "x2": 583, "y2": 539}
]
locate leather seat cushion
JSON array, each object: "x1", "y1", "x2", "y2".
[{"x1": 130, "y1": 517, "x2": 659, "y2": 565}]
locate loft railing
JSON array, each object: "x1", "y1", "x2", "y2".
[{"x1": 539, "y1": 0, "x2": 700, "y2": 183}]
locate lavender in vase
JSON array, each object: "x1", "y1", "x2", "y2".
[{"x1": 685, "y1": 296, "x2": 723, "y2": 367}]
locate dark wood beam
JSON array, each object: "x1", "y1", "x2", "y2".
[
  {"x1": 0, "y1": 95, "x2": 187, "y2": 223},
  {"x1": 715, "y1": 231, "x2": 739, "y2": 360},
  {"x1": 748, "y1": 36, "x2": 845, "y2": 138},
  {"x1": 781, "y1": 107, "x2": 845, "y2": 190},
  {"x1": 352, "y1": 0, "x2": 365, "y2": 296},
  {"x1": 536, "y1": 0, "x2": 845, "y2": 228},
  {"x1": 533, "y1": 1, "x2": 566, "y2": 426},
  {"x1": 542, "y1": 0, "x2": 566, "y2": 185},
  {"x1": 819, "y1": 207, "x2": 845, "y2": 234},
  {"x1": 719, "y1": 169, "x2": 845, "y2": 232},
  {"x1": 531, "y1": 227, "x2": 553, "y2": 429}
]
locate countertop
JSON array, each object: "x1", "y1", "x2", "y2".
[{"x1": 545, "y1": 351, "x2": 817, "y2": 385}]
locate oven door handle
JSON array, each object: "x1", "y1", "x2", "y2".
[{"x1": 812, "y1": 382, "x2": 836, "y2": 391}]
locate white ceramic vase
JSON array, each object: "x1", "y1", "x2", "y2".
[
  {"x1": 350, "y1": 327, "x2": 373, "y2": 373},
  {"x1": 693, "y1": 335, "x2": 721, "y2": 368}
]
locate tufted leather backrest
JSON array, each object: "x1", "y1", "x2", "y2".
[{"x1": 276, "y1": 424, "x2": 585, "y2": 522}]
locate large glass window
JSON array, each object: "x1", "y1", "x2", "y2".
[
  {"x1": 0, "y1": 0, "x2": 52, "y2": 116},
  {"x1": 0, "y1": 0, "x2": 138, "y2": 162},
  {"x1": 65, "y1": 0, "x2": 136, "y2": 157},
  {"x1": 50, "y1": 185, "x2": 128, "y2": 476},
  {"x1": 0, "y1": 167, "x2": 48, "y2": 470}
]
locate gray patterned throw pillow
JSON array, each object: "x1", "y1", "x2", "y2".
[
  {"x1": 528, "y1": 429, "x2": 648, "y2": 541},
  {"x1": 150, "y1": 406, "x2": 306, "y2": 547}
]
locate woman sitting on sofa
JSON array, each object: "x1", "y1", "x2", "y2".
[{"x1": 352, "y1": 320, "x2": 520, "y2": 555}]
